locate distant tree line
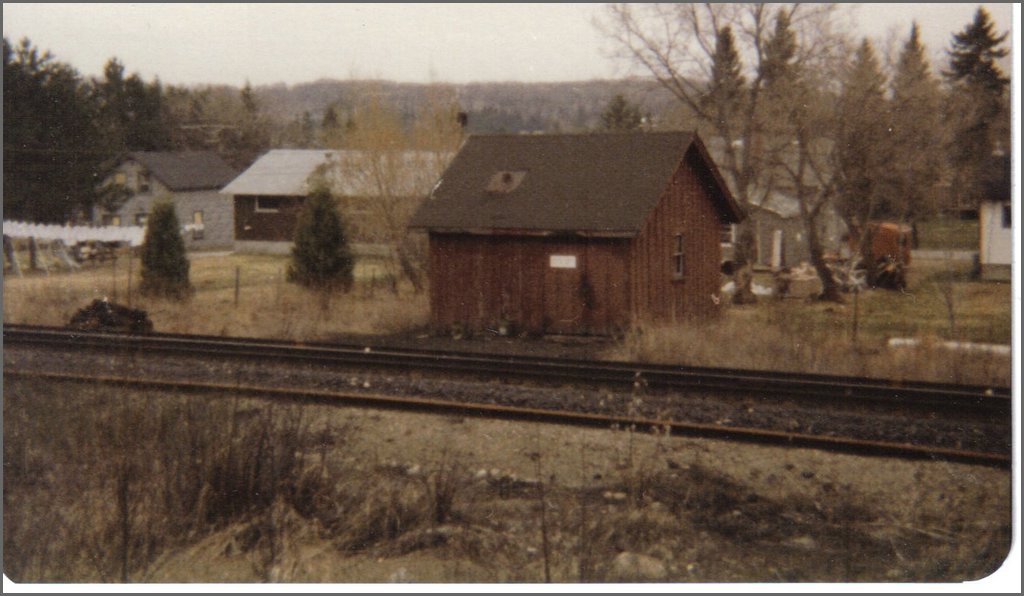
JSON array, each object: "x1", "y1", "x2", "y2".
[
  {"x1": 4, "y1": 7, "x2": 1009, "y2": 235},
  {"x1": 4, "y1": 37, "x2": 274, "y2": 223}
]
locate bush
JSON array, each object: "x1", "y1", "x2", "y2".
[
  {"x1": 287, "y1": 184, "x2": 354, "y2": 294},
  {"x1": 139, "y1": 200, "x2": 192, "y2": 299}
]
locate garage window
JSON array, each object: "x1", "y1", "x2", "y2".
[{"x1": 255, "y1": 197, "x2": 282, "y2": 213}]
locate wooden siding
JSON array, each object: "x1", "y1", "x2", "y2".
[
  {"x1": 234, "y1": 195, "x2": 305, "y2": 242},
  {"x1": 427, "y1": 234, "x2": 631, "y2": 335},
  {"x1": 424, "y1": 144, "x2": 728, "y2": 335},
  {"x1": 631, "y1": 147, "x2": 723, "y2": 322}
]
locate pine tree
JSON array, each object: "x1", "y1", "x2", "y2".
[
  {"x1": 3, "y1": 37, "x2": 103, "y2": 223},
  {"x1": 227, "y1": 79, "x2": 270, "y2": 167},
  {"x1": 599, "y1": 94, "x2": 643, "y2": 132},
  {"x1": 945, "y1": 7, "x2": 1009, "y2": 91},
  {"x1": 836, "y1": 39, "x2": 892, "y2": 225},
  {"x1": 759, "y1": 11, "x2": 804, "y2": 149},
  {"x1": 139, "y1": 200, "x2": 192, "y2": 299},
  {"x1": 943, "y1": 7, "x2": 1010, "y2": 207},
  {"x1": 704, "y1": 25, "x2": 745, "y2": 131},
  {"x1": 889, "y1": 23, "x2": 945, "y2": 219},
  {"x1": 760, "y1": 11, "x2": 798, "y2": 90},
  {"x1": 287, "y1": 183, "x2": 354, "y2": 297}
]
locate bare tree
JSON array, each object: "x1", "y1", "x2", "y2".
[
  {"x1": 328, "y1": 87, "x2": 462, "y2": 293},
  {"x1": 759, "y1": 31, "x2": 847, "y2": 302},
  {"x1": 597, "y1": 3, "x2": 845, "y2": 207},
  {"x1": 598, "y1": 3, "x2": 852, "y2": 301}
]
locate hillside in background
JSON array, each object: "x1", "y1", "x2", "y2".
[{"x1": 254, "y1": 78, "x2": 697, "y2": 135}]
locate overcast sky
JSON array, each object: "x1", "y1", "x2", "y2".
[{"x1": 2, "y1": 3, "x2": 1016, "y2": 87}]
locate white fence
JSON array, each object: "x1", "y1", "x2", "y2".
[
  {"x1": 3, "y1": 220, "x2": 146, "y2": 246},
  {"x1": 3, "y1": 220, "x2": 205, "y2": 247},
  {"x1": 4, "y1": 220, "x2": 206, "y2": 276}
]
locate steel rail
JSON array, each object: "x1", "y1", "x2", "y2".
[
  {"x1": 4, "y1": 369, "x2": 1010, "y2": 469},
  {"x1": 3, "y1": 324, "x2": 1011, "y2": 416},
  {"x1": 4, "y1": 327, "x2": 1007, "y2": 397}
]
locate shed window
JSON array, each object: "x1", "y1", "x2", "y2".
[
  {"x1": 255, "y1": 197, "x2": 282, "y2": 213},
  {"x1": 485, "y1": 170, "x2": 527, "y2": 193},
  {"x1": 1002, "y1": 204, "x2": 1011, "y2": 229},
  {"x1": 720, "y1": 223, "x2": 734, "y2": 245},
  {"x1": 672, "y1": 234, "x2": 685, "y2": 279}
]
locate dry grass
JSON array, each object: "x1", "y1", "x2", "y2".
[
  {"x1": 3, "y1": 377, "x2": 1012, "y2": 583},
  {"x1": 3, "y1": 252, "x2": 1010, "y2": 383},
  {"x1": 609, "y1": 258, "x2": 1011, "y2": 386},
  {"x1": 609, "y1": 311, "x2": 1010, "y2": 386},
  {"x1": 2, "y1": 251, "x2": 429, "y2": 339}
]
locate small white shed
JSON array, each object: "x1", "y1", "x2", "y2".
[{"x1": 978, "y1": 199, "x2": 1012, "y2": 280}]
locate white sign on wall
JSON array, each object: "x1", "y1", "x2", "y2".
[{"x1": 549, "y1": 255, "x2": 577, "y2": 269}]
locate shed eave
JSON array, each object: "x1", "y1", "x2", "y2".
[{"x1": 412, "y1": 226, "x2": 637, "y2": 239}]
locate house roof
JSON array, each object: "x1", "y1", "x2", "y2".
[
  {"x1": 408, "y1": 132, "x2": 743, "y2": 235},
  {"x1": 219, "y1": 149, "x2": 441, "y2": 198},
  {"x1": 126, "y1": 151, "x2": 238, "y2": 192},
  {"x1": 220, "y1": 149, "x2": 339, "y2": 197},
  {"x1": 749, "y1": 188, "x2": 801, "y2": 219}
]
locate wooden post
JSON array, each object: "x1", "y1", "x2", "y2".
[
  {"x1": 276, "y1": 267, "x2": 284, "y2": 307},
  {"x1": 28, "y1": 236, "x2": 39, "y2": 271},
  {"x1": 235, "y1": 266, "x2": 240, "y2": 307},
  {"x1": 851, "y1": 287, "x2": 860, "y2": 344},
  {"x1": 3, "y1": 235, "x2": 22, "y2": 277},
  {"x1": 127, "y1": 249, "x2": 133, "y2": 307}
]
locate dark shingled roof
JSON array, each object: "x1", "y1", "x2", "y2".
[
  {"x1": 409, "y1": 132, "x2": 743, "y2": 234},
  {"x1": 127, "y1": 151, "x2": 239, "y2": 192}
]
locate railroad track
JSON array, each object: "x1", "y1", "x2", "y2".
[
  {"x1": 3, "y1": 324, "x2": 1011, "y2": 416},
  {"x1": 4, "y1": 368, "x2": 1010, "y2": 468}
]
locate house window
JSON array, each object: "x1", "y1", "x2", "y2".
[
  {"x1": 192, "y1": 211, "x2": 205, "y2": 240},
  {"x1": 1002, "y1": 204, "x2": 1012, "y2": 229},
  {"x1": 672, "y1": 233, "x2": 685, "y2": 279},
  {"x1": 114, "y1": 172, "x2": 127, "y2": 186},
  {"x1": 720, "y1": 223, "x2": 734, "y2": 245},
  {"x1": 103, "y1": 214, "x2": 122, "y2": 226},
  {"x1": 135, "y1": 213, "x2": 148, "y2": 226},
  {"x1": 138, "y1": 172, "x2": 150, "y2": 193},
  {"x1": 255, "y1": 197, "x2": 282, "y2": 213}
]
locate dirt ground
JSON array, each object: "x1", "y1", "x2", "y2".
[{"x1": 128, "y1": 401, "x2": 1013, "y2": 585}]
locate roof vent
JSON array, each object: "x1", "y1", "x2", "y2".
[{"x1": 486, "y1": 170, "x2": 526, "y2": 193}]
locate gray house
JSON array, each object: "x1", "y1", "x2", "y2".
[
  {"x1": 706, "y1": 138, "x2": 846, "y2": 270},
  {"x1": 741, "y1": 191, "x2": 846, "y2": 270},
  {"x1": 94, "y1": 151, "x2": 239, "y2": 250}
]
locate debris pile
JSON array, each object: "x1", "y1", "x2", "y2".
[
  {"x1": 68, "y1": 299, "x2": 154, "y2": 334},
  {"x1": 772, "y1": 263, "x2": 822, "y2": 299}
]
